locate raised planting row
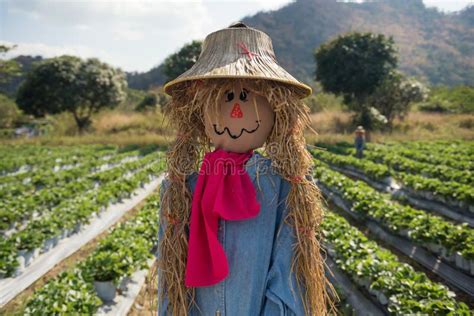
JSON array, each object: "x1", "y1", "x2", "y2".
[
  {"x1": 0, "y1": 145, "x2": 118, "y2": 176},
  {"x1": 383, "y1": 140, "x2": 474, "y2": 158},
  {"x1": 0, "y1": 148, "x2": 140, "y2": 196},
  {"x1": 313, "y1": 160, "x2": 474, "y2": 276},
  {"x1": 0, "y1": 151, "x2": 163, "y2": 233},
  {"x1": 370, "y1": 143, "x2": 473, "y2": 172},
  {"x1": 321, "y1": 211, "x2": 472, "y2": 315},
  {"x1": 21, "y1": 193, "x2": 160, "y2": 315},
  {"x1": 395, "y1": 172, "x2": 474, "y2": 213},
  {"x1": 0, "y1": 153, "x2": 165, "y2": 278},
  {"x1": 357, "y1": 145, "x2": 473, "y2": 186},
  {"x1": 314, "y1": 141, "x2": 473, "y2": 172},
  {"x1": 311, "y1": 149, "x2": 474, "y2": 214},
  {"x1": 312, "y1": 149, "x2": 391, "y2": 182}
]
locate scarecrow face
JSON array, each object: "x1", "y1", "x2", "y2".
[{"x1": 204, "y1": 80, "x2": 275, "y2": 153}]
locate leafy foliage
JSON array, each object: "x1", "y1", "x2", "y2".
[
  {"x1": 315, "y1": 32, "x2": 398, "y2": 130},
  {"x1": 315, "y1": 32, "x2": 397, "y2": 104},
  {"x1": 321, "y1": 209, "x2": 470, "y2": 314},
  {"x1": 313, "y1": 158, "x2": 474, "y2": 260},
  {"x1": 15, "y1": 56, "x2": 127, "y2": 132},
  {"x1": 368, "y1": 71, "x2": 428, "y2": 128},
  {"x1": 0, "y1": 45, "x2": 22, "y2": 84},
  {"x1": 135, "y1": 93, "x2": 158, "y2": 112},
  {"x1": 163, "y1": 40, "x2": 202, "y2": 82},
  {"x1": 0, "y1": 146, "x2": 165, "y2": 277},
  {"x1": 0, "y1": 93, "x2": 22, "y2": 128},
  {"x1": 416, "y1": 85, "x2": 474, "y2": 114},
  {"x1": 24, "y1": 269, "x2": 102, "y2": 315},
  {"x1": 311, "y1": 143, "x2": 474, "y2": 207},
  {"x1": 23, "y1": 194, "x2": 160, "y2": 314}
]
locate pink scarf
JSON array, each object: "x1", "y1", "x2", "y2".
[{"x1": 185, "y1": 148, "x2": 261, "y2": 287}]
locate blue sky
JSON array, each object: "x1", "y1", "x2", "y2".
[{"x1": 1, "y1": 0, "x2": 472, "y2": 73}]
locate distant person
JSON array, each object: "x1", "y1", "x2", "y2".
[{"x1": 354, "y1": 125, "x2": 366, "y2": 158}]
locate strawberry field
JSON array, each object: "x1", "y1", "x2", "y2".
[
  {"x1": 312, "y1": 140, "x2": 474, "y2": 315},
  {"x1": 0, "y1": 144, "x2": 166, "y2": 315},
  {"x1": 0, "y1": 141, "x2": 473, "y2": 315}
]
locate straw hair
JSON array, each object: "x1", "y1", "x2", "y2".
[
  {"x1": 163, "y1": 22, "x2": 312, "y2": 99},
  {"x1": 152, "y1": 77, "x2": 338, "y2": 315}
]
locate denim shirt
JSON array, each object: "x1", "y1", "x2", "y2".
[{"x1": 157, "y1": 152, "x2": 306, "y2": 316}]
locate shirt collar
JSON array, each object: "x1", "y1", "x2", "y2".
[
  {"x1": 186, "y1": 150, "x2": 268, "y2": 189},
  {"x1": 245, "y1": 151, "x2": 269, "y2": 184}
]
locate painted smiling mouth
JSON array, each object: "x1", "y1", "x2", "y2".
[{"x1": 213, "y1": 120, "x2": 261, "y2": 139}]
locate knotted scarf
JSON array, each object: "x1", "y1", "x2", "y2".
[{"x1": 185, "y1": 148, "x2": 261, "y2": 287}]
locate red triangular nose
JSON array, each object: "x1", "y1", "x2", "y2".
[{"x1": 230, "y1": 103, "x2": 243, "y2": 118}]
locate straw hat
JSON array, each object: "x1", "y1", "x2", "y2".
[{"x1": 163, "y1": 21, "x2": 312, "y2": 98}]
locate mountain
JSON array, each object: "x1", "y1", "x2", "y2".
[
  {"x1": 127, "y1": 0, "x2": 473, "y2": 89},
  {"x1": 126, "y1": 63, "x2": 167, "y2": 91},
  {"x1": 3, "y1": 0, "x2": 473, "y2": 93},
  {"x1": 457, "y1": 4, "x2": 474, "y2": 27},
  {"x1": 240, "y1": 0, "x2": 474, "y2": 86}
]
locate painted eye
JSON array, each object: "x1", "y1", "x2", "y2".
[
  {"x1": 239, "y1": 89, "x2": 249, "y2": 102},
  {"x1": 225, "y1": 91, "x2": 234, "y2": 102}
]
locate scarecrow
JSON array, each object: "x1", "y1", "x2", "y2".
[{"x1": 155, "y1": 22, "x2": 337, "y2": 315}]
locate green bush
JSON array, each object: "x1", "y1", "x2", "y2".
[
  {"x1": 417, "y1": 97, "x2": 452, "y2": 113},
  {"x1": 135, "y1": 93, "x2": 158, "y2": 112},
  {"x1": 0, "y1": 93, "x2": 22, "y2": 128},
  {"x1": 417, "y1": 85, "x2": 474, "y2": 113},
  {"x1": 304, "y1": 92, "x2": 344, "y2": 113}
]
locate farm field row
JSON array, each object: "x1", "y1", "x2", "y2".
[
  {"x1": 363, "y1": 145, "x2": 473, "y2": 185},
  {"x1": 0, "y1": 147, "x2": 139, "y2": 190},
  {"x1": 382, "y1": 141, "x2": 474, "y2": 162},
  {"x1": 0, "y1": 147, "x2": 165, "y2": 280},
  {"x1": 317, "y1": 140, "x2": 473, "y2": 172},
  {"x1": 311, "y1": 146, "x2": 474, "y2": 217},
  {"x1": 1, "y1": 150, "x2": 162, "y2": 233},
  {"x1": 11, "y1": 191, "x2": 161, "y2": 315},
  {"x1": 1, "y1": 141, "x2": 473, "y2": 315},
  {"x1": 0, "y1": 145, "x2": 118, "y2": 176},
  {"x1": 311, "y1": 141, "x2": 474, "y2": 313},
  {"x1": 0, "y1": 144, "x2": 166, "y2": 315},
  {"x1": 321, "y1": 210, "x2": 471, "y2": 314},
  {"x1": 313, "y1": 160, "x2": 474, "y2": 274}
]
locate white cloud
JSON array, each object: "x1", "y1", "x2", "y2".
[
  {"x1": 6, "y1": 0, "x2": 212, "y2": 43},
  {"x1": 423, "y1": 0, "x2": 473, "y2": 12},
  {"x1": 111, "y1": 23, "x2": 145, "y2": 41},
  {"x1": 0, "y1": 40, "x2": 120, "y2": 67},
  {"x1": 337, "y1": 0, "x2": 472, "y2": 11},
  {"x1": 250, "y1": 0, "x2": 294, "y2": 11},
  {"x1": 7, "y1": 5, "x2": 41, "y2": 20},
  {"x1": 10, "y1": 0, "x2": 472, "y2": 74},
  {"x1": 74, "y1": 24, "x2": 92, "y2": 31}
]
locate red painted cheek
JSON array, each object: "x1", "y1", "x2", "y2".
[{"x1": 230, "y1": 103, "x2": 243, "y2": 118}]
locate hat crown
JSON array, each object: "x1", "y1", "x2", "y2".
[
  {"x1": 199, "y1": 22, "x2": 277, "y2": 62},
  {"x1": 227, "y1": 21, "x2": 248, "y2": 28},
  {"x1": 163, "y1": 22, "x2": 312, "y2": 98}
]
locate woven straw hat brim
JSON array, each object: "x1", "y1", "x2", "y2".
[{"x1": 163, "y1": 25, "x2": 312, "y2": 99}]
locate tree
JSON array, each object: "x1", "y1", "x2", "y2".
[
  {"x1": 135, "y1": 93, "x2": 158, "y2": 112},
  {"x1": 0, "y1": 93, "x2": 22, "y2": 128},
  {"x1": 368, "y1": 71, "x2": 428, "y2": 130},
  {"x1": 314, "y1": 32, "x2": 398, "y2": 130},
  {"x1": 0, "y1": 44, "x2": 22, "y2": 84},
  {"x1": 163, "y1": 40, "x2": 202, "y2": 82},
  {"x1": 16, "y1": 56, "x2": 127, "y2": 132}
]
